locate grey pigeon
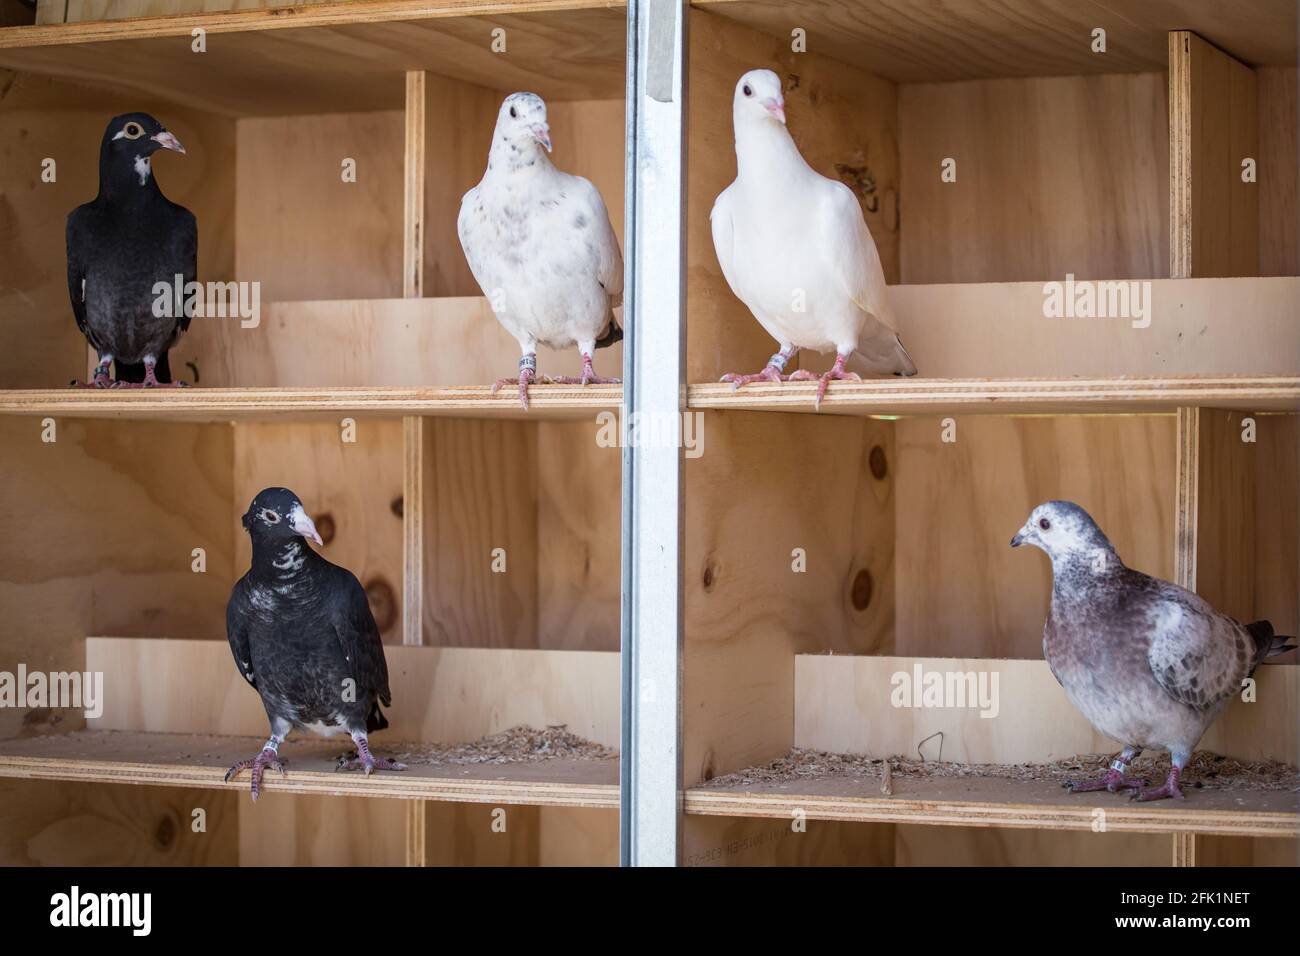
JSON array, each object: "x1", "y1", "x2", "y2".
[
  {"x1": 224, "y1": 488, "x2": 405, "y2": 801},
  {"x1": 458, "y1": 92, "x2": 623, "y2": 410},
  {"x1": 1012, "y1": 500, "x2": 1294, "y2": 801},
  {"x1": 67, "y1": 112, "x2": 194, "y2": 388},
  {"x1": 711, "y1": 69, "x2": 916, "y2": 410}
]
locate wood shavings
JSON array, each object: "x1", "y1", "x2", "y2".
[
  {"x1": 393, "y1": 725, "x2": 617, "y2": 766},
  {"x1": 703, "y1": 747, "x2": 1299, "y2": 793}
]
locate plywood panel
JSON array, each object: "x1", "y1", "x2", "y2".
[
  {"x1": 895, "y1": 824, "x2": 1169, "y2": 866},
  {"x1": 177, "y1": 297, "x2": 623, "y2": 388},
  {"x1": 0, "y1": 419, "x2": 233, "y2": 740},
  {"x1": 1198, "y1": 835, "x2": 1300, "y2": 866},
  {"x1": 0, "y1": 73, "x2": 235, "y2": 388},
  {"x1": 1192, "y1": 410, "x2": 1298, "y2": 640},
  {"x1": 1, "y1": 5, "x2": 628, "y2": 115},
  {"x1": 696, "y1": 0, "x2": 1300, "y2": 83},
  {"x1": 687, "y1": 8, "x2": 899, "y2": 382},
  {"x1": 0, "y1": 778, "x2": 238, "y2": 865},
  {"x1": 886, "y1": 277, "x2": 1300, "y2": 381},
  {"x1": 537, "y1": 806, "x2": 617, "y2": 865},
  {"x1": 684, "y1": 815, "x2": 894, "y2": 866},
  {"x1": 87, "y1": 638, "x2": 621, "y2": 746},
  {"x1": 684, "y1": 410, "x2": 894, "y2": 787},
  {"x1": 1258, "y1": 67, "x2": 1299, "y2": 277},
  {"x1": 239, "y1": 792, "x2": 406, "y2": 865},
  {"x1": 894, "y1": 414, "x2": 1177, "y2": 658},
  {"x1": 795, "y1": 653, "x2": 1298, "y2": 765},
  {"x1": 232, "y1": 419, "x2": 404, "y2": 641},
  {"x1": 536, "y1": 420, "x2": 620, "y2": 651},
  {"x1": 235, "y1": 111, "x2": 403, "y2": 302},
  {"x1": 1169, "y1": 32, "x2": 1258, "y2": 279},
  {"x1": 900, "y1": 72, "x2": 1168, "y2": 284},
  {"x1": 423, "y1": 418, "x2": 538, "y2": 647}
]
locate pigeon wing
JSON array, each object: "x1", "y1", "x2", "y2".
[
  {"x1": 709, "y1": 186, "x2": 743, "y2": 304},
  {"x1": 172, "y1": 205, "x2": 198, "y2": 334},
  {"x1": 326, "y1": 567, "x2": 392, "y2": 708},
  {"x1": 225, "y1": 579, "x2": 257, "y2": 689},
  {"x1": 1145, "y1": 592, "x2": 1253, "y2": 712},
  {"x1": 818, "y1": 181, "x2": 898, "y2": 333},
  {"x1": 575, "y1": 175, "x2": 623, "y2": 300},
  {"x1": 65, "y1": 208, "x2": 90, "y2": 338}
]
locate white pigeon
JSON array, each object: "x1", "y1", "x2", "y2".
[
  {"x1": 458, "y1": 92, "x2": 623, "y2": 410},
  {"x1": 711, "y1": 69, "x2": 916, "y2": 408}
]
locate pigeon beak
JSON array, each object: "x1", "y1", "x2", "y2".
[
  {"x1": 151, "y1": 130, "x2": 186, "y2": 155},
  {"x1": 289, "y1": 505, "x2": 323, "y2": 546},
  {"x1": 1010, "y1": 532, "x2": 1024, "y2": 548},
  {"x1": 531, "y1": 123, "x2": 552, "y2": 153},
  {"x1": 762, "y1": 98, "x2": 786, "y2": 124}
]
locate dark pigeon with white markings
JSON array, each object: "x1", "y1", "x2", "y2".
[
  {"x1": 1012, "y1": 500, "x2": 1294, "y2": 801},
  {"x1": 224, "y1": 488, "x2": 405, "y2": 800},
  {"x1": 66, "y1": 112, "x2": 194, "y2": 388}
]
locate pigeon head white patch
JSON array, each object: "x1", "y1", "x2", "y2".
[
  {"x1": 1011, "y1": 500, "x2": 1114, "y2": 561},
  {"x1": 496, "y1": 92, "x2": 551, "y2": 155},
  {"x1": 734, "y1": 68, "x2": 785, "y2": 125}
]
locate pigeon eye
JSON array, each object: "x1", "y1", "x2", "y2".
[
  {"x1": 509, "y1": 106, "x2": 517, "y2": 119},
  {"x1": 122, "y1": 121, "x2": 145, "y2": 140},
  {"x1": 742, "y1": 84, "x2": 753, "y2": 97},
  {"x1": 1039, "y1": 518, "x2": 1051, "y2": 530},
  {"x1": 261, "y1": 509, "x2": 281, "y2": 524}
]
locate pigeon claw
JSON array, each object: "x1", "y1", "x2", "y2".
[
  {"x1": 335, "y1": 752, "x2": 408, "y2": 775},
  {"x1": 1130, "y1": 767, "x2": 1185, "y2": 802},
  {"x1": 224, "y1": 748, "x2": 289, "y2": 802},
  {"x1": 1064, "y1": 771, "x2": 1147, "y2": 794},
  {"x1": 789, "y1": 353, "x2": 860, "y2": 410},
  {"x1": 719, "y1": 365, "x2": 787, "y2": 390}
]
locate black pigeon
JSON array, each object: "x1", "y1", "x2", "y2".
[
  {"x1": 224, "y1": 488, "x2": 405, "y2": 801},
  {"x1": 66, "y1": 112, "x2": 195, "y2": 388}
]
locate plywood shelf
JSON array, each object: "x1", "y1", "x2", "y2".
[
  {"x1": 0, "y1": 0, "x2": 627, "y2": 114},
  {"x1": 0, "y1": 731, "x2": 620, "y2": 807},
  {"x1": 0, "y1": 384, "x2": 621, "y2": 421},
  {"x1": 695, "y1": 0, "x2": 1297, "y2": 83},
  {"x1": 687, "y1": 375, "x2": 1300, "y2": 416},
  {"x1": 685, "y1": 775, "x2": 1300, "y2": 838}
]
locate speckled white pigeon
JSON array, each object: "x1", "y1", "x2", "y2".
[
  {"x1": 458, "y1": 92, "x2": 623, "y2": 410},
  {"x1": 711, "y1": 68, "x2": 916, "y2": 409},
  {"x1": 1012, "y1": 500, "x2": 1294, "y2": 801}
]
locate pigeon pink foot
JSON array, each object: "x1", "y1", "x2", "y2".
[
  {"x1": 1065, "y1": 750, "x2": 1146, "y2": 793},
  {"x1": 224, "y1": 747, "x2": 288, "y2": 802},
  {"x1": 550, "y1": 352, "x2": 620, "y2": 387},
  {"x1": 1132, "y1": 765, "x2": 1185, "y2": 802},
  {"x1": 336, "y1": 735, "x2": 407, "y2": 776},
  {"x1": 110, "y1": 358, "x2": 187, "y2": 389},
  {"x1": 788, "y1": 352, "x2": 860, "y2": 409},
  {"x1": 71, "y1": 362, "x2": 113, "y2": 389},
  {"x1": 720, "y1": 348, "x2": 799, "y2": 389}
]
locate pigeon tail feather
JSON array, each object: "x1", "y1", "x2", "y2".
[
  {"x1": 366, "y1": 700, "x2": 389, "y2": 734},
  {"x1": 594, "y1": 315, "x2": 623, "y2": 350},
  {"x1": 1249, "y1": 620, "x2": 1296, "y2": 659}
]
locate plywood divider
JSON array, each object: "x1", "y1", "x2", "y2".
[
  {"x1": 1169, "y1": 31, "x2": 1259, "y2": 278},
  {"x1": 795, "y1": 654, "x2": 1298, "y2": 765},
  {"x1": 178, "y1": 297, "x2": 623, "y2": 388},
  {"x1": 404, "y1": 71, "x2": 427, "y2": 300},
  {"x1": 403, "y1": 416, "x2": 425, "y2": 646},
  {"x1": 86, "y1": 637, "x2": 621, "y2": 747},
  {"x1": 1172, "y1": 832, "x2": 1197, "y2": 867}
]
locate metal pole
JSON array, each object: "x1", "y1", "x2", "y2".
[{"x1": 620, "y1": 0, "x2": 686, "y2": 867}]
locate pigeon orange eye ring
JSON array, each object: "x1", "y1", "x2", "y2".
[
  {"x1": 121, "y1": 121, "x2": 146, "y2": 140},
  {"x1": 261, "y1": 509, "x2": 280, "y2": 524}
]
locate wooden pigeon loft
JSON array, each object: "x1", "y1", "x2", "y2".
[{"x1": 0, "y1": 0, "x2": 1295, "y2": 868}]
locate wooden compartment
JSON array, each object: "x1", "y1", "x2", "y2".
[
  {"x1": 0, "y1": 2, "x2": 626, "y2": 391},
  {"x1": 678, "y1": 1, "x2": 1298, "y2": 866},
  {"x1": 0, "y1": 407, "x2": 621, "y2": 866}
]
